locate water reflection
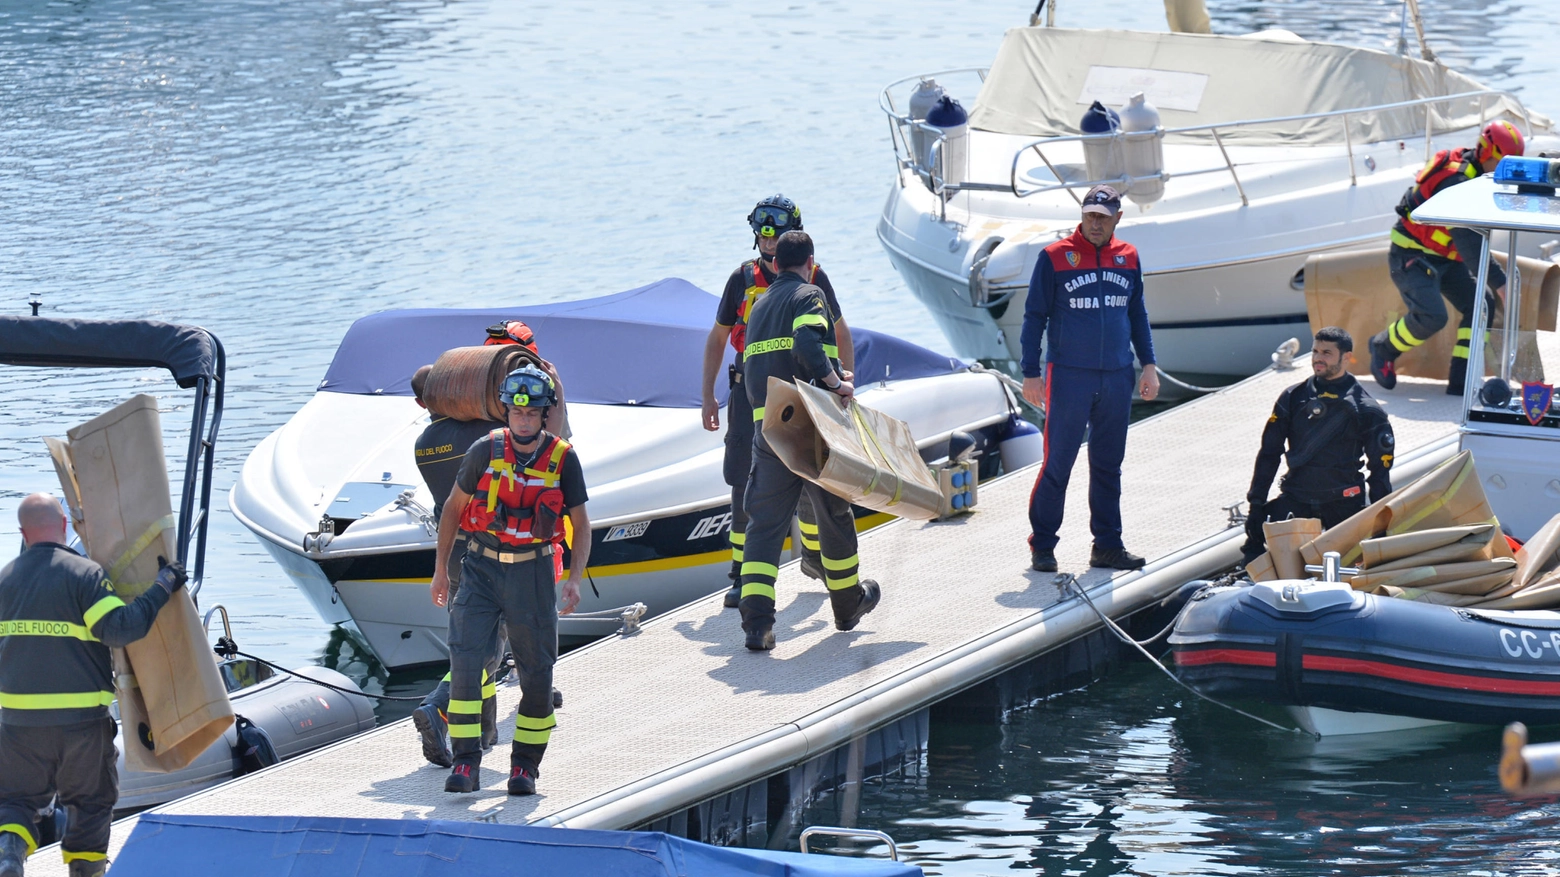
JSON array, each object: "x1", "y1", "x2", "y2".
[{"x1": 804, "y1": 666, "x2": 1560, "y2": 876}]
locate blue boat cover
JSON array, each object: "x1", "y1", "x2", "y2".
[
  {"x1": 317, "y1": 278, "x2": 964, "y2": 407},
  {"x1": 111, "y1": 814, "x2": 923, "y2": 877}
]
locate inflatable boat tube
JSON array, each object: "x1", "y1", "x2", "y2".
[
  {"x1": 115, "y1": 661, "x2": 376, "y2": 811},
  {"x1": 1171, "y1": 580, "x2": 1560, "y2": 728}
]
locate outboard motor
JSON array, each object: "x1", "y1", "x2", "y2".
[
  {"x1": 908, "y1": 78, "x2": 947, "y2": 187},
  {"x1": 924, "y1": 95, "x2": 969, "y2": 192},
  {"x1": 1080, "y1": 100, "x2": 1123, "y2": 185},
  {"x1": 1119, "y1": 92, "x2": 1165, "y2": 204}
]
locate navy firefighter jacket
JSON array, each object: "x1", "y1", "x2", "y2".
[{"x1": 1019, "y1": 227, "x2": 1155, "y2": 377}]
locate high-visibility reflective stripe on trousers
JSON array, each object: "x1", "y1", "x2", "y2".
[
  {"x1": 821, "y1": 553, "x2": 860, "y2": 591},
  {"x1": 740, "y1": 561, "x2": 778, "y2": 601},
  {"x1": 729, "y1": 529, "x2": 745, "y2": 563},
  {"x1": 62, "y1": 851, "x2": 108, "y2": 864},
  {"x1": 513, "y1": 712, "x2": 556, "y2": 745},
  {"x1": 0, "y1": 690, "x2": 115, "y2": 710},
  {"x1": 0, "y1": 824, "x2": 37, "y2": 855},
  {"x1": 440, "y1": 669, "x2": 496, "y2": 699},
  {"x1": 798, "y1": 520, "x2": 820, "y2": 552},
  {"x1": 1454, "y1": 327, "x2": 1475, "y2": 359},
  {"x1": 1387, "y1": 318, "x2": 1424, "y2": 353}
]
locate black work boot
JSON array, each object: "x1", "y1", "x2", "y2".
[
  {"x1": 1090, "y1": 545, "x2": 1146, "y2": 570},
  {"x1": 799, "y1": 552, "x2": 824, "y2": 581},
  {"x1": 1446, "y1": 357, "x2": 1468, "y2": 395},
  {"x1": 412, "y1": 704, "x2": 453, "y2": 768},
  {"x1": 444, "y1": 761, "x2": 480, "y2": 793},
  {"x1": 745, "y1": 628, "x2": 776, "y2": 651},
  {"x1": 1369, "y1": 332, "x2": 1398, "y2": 390},
  {"x1": 835, "y1": 580, "x2": 881, "y2": 632},
  {"x1": 723, "y1": 583, "x2": 741, "y2": 608},
  {"x1": 68, "y1": 858, "x2": 107, "y2": 877},
  {"x1": 552, "y1": 688, "x2": 564, "y2": 709},
  {"x1": 1030, "y1": 549, "x2": 1058, "y2": 572},
  {"x1": 507, "y1": 765, "x2": 539, "y2": 796},
  {"x1": 0, "y1": 831, "x2": 27, "y2": 877}
]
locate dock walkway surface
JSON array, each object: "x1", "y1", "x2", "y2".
[{"x1": 34, "y1": 334, "x2": 1558, "y2": 873}]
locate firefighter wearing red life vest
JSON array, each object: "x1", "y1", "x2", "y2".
[
  {"x1": 1369, "y1": 121, "x2": 1522, "y2": 395},
  {"x1": 429, "y1": 365, "x2": 591, "y2": 797},
  {"x1": 700, "y1": 195, "x2": 853, "y2": 607}
]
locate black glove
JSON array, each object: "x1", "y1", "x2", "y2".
[
  {"x1": 155, "y1": 555, "x2": 188, "y2": 594},
  {"x1": 1244, "y1": 502, "x2": 1267, "y2": 544}
]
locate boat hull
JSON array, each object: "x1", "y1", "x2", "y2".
[{"x1": 1171, "y1": 583, "x2": 1560, "y2": 731}]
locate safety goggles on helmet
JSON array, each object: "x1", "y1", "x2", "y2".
[
  {"x1": 1478, "y1": 121, "x2": 1525, "y2": 165},
  {"x1": 500, "y1": 367, "x2": 556, "y2": 409},
  {"x1": 748, "y1": 203, "x2": 801, "y2": 238}
]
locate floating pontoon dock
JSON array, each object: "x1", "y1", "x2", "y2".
[{"x1": 35, "y1": 337, "x2": 1558, "y2": 872}]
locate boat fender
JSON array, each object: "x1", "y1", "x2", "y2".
[
  {"x1": 998, "y1": 416, "x2": 1043, "y2": 472},
  {"x1": 232, "y1": 714, "x2": 281, "y2": 776}
]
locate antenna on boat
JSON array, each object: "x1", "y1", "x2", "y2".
[{"x1": 1403, "y1": 0, "x2": 1438, "y2": 63}]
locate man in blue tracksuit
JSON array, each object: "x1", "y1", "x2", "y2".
[{"x1": 1020, "y1": 185, "x2": 1159, "y2": 573}]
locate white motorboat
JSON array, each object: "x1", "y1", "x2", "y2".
[
  {"x1": 231, "y1": 279, "x2": 1032, "y2": 669},
  {"x1": 877, "y1": 22, "x2": 1552, "y2": 377}
]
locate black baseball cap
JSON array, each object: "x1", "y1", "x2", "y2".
[{"x1": 1081, "y1": 184, "x2": 1122, "y2": 215}]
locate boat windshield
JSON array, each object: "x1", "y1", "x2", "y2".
[
  {"x1": 969, "y1": 27, "x2": 1537, "y2": 146},
  {"x1": 1411, "y1": 174, "x2": 1560, "y2": 428}
]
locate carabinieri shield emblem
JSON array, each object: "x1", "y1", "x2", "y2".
[
  {"x1": 1521, "y1": 381, "x2": 1554, "y2": 426},
  {"x1": 1066, "y1": 251, "x2": 1080, "y2": 267}
]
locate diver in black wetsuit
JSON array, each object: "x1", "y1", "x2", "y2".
[{"x1": 1243, "y1": 327, "x2": 1395, "y2": 563}]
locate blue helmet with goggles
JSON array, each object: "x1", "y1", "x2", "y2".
[
  {"x1": 499, "y1": 365, "x2": 556, "y2": 409},
  {"x1": 747, "y1": 194, "x2": 802, "y2": 241}
]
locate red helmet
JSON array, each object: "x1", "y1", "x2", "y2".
[
  {"x1": 484, "y1": 320, "x2": 539, "y2": 354},
  {"x1": 1477, "y1": 121, "x2": 1525, "y2": 166}
]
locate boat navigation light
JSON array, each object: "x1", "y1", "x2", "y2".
[{"x1": 1493, "y1": 156, "x2": 1560, "y2": 193}]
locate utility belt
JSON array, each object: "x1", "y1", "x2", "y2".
[
  {"x1": 728, "y1": 363, "x2": 744, "y2": 386},
  {"x1": 466, "y1": 538, "x2": 553, "y2": 565},
  {"x1": 1280, "y1": 475, "x2": 1366, "y2": 506}
]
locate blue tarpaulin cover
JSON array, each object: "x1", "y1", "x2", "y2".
[
  {"x1": 317, "y1": 278, "x2": 963, "y2": 407},
  {"x1": 111, "y1": 814, "x2": 923, "y2": 877}
]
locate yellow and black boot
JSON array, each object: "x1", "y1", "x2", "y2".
[{"x1": 0, "y1": 830, "x2": 27, "y2": 877}]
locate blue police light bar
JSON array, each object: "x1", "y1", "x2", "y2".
[{"x1": 1494, "y1": 156, "x2": 1560, "y2": 193}]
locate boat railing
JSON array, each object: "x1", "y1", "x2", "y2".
[{"x1": 880, "y1": 72, "x2": 1531, "y2": 211}]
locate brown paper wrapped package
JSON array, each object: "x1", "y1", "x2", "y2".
[
  {"x1": 1304, "y1": 247, "x2": 1557, "y2": 381},
  {"x1": 1300, "y1": 450, "x2": 1510, "y2": 570},
  {"x1": 1262, "y1": 517, "x2": 1322, "y2": 580},
  {"x1": 762, "y1": 377, "x2": 942, "y2": 520},
  {"x1": 50, "y1": 395, "x2": 233, "y2": 772},
  {"x1": 1359, "y1": 524, "x2": 1496, "y2": 568}
]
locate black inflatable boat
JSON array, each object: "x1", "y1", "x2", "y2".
[{"x1": 1170, "y1": 580, "x2": 1560, "y2": 733}]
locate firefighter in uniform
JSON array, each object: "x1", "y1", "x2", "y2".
[
  {"x1": 1020, "y1": 185, "x2": 1159, "y2": 573},
  {"x1": 0, "y1": 494, "x2": 186, "y2": 877},
  {"x1": 429, "y1": 366, "x2": 590, "y2": 796},
  {"x1": 738, "y1": 231, "x2": 880, "y2": 651},
  {"x1": 1243, "y1": 327, "x2": 1395, "y2": 562},
  {"x1": 1369, "y1": 121, "x2": 1523, "y2": 395},
  {"x1": 701, "y1": 195, "x2": 853, "y2": 608},
  {"x1": 409, "y1": 364, "x2": 502, "y2": 767}
]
